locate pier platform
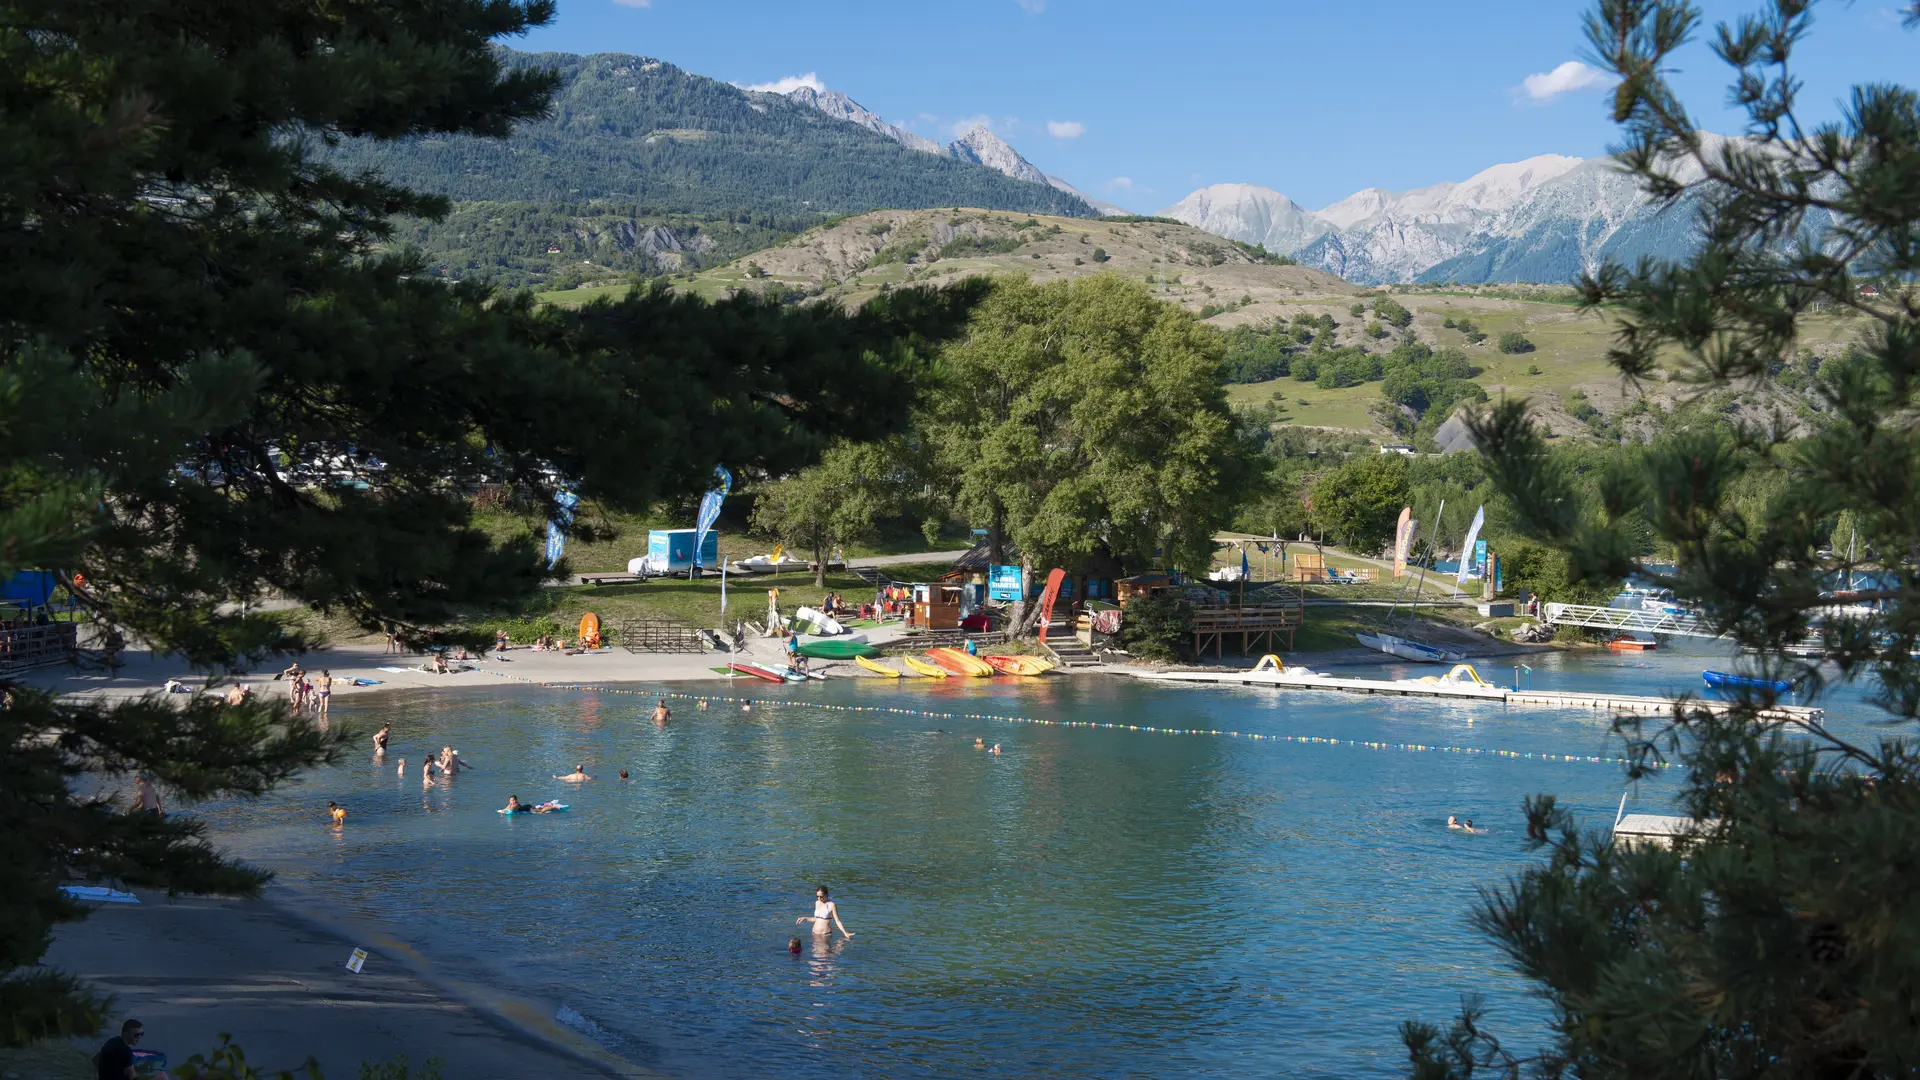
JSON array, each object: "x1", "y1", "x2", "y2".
[{"x1": 1136, "y1": 668, "x2": 1825, "y2": 723}]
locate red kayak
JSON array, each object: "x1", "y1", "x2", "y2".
[{"x1": 727, "y1": 662, "x2": 785, "y2": 683}]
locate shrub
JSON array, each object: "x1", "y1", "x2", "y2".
[
  {"x1": 1373, "y1": 297, "x2": 1413, "y2": 329},
  {"x1": 1366, "y1": 320, "x2": 1387, "y2": 339},
  {"x1": 1526, "y1": 364, "x2": 1543, "y2": 376},
  {"x1": 1118, "y1": 595, "x2": 1194, "y2": 662},
  {"x1": 1349, "y1": 302, "x2": 1366, "y2": 317},
  {"x1": 1091, "y1": 247, "x2": 1110, "y2": 263},
  {"x1": 1498, "y1": 330, "x2": 1535, "y2": 354},
  {"x1": 1442, "y1": 315, "x2": 1457, "y2": 328}
]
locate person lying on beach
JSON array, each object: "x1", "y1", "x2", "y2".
[
  {"x1": 503, "y1": 795, "x2": 562, "y2": 814},
  {"x1": 164, "y1": 678, "x2": 189, "y2": 694},
  {"x1": 554, "y1": 764, "x2": 592, "y2": 782}
]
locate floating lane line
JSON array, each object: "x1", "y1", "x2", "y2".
[{"x1": 478, "y1": 670, "x2": 1665, "y2": 768}]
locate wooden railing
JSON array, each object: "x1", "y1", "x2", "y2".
[
  {"x1": 0, "y1": 622, "x2": 78, "y2": 673},
  {"x1": 1190, "y1": 601, "x2": 1303, "y2": 657}
]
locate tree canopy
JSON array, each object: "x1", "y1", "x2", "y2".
[
  {"x1": 920, "y1": 275, "x2": 1263, "y2": 599},
  {"x1": 1406, "y1": 1, "x2": 1920, "y2": 1076},
  {"x1": 0, "y1": 0, "x2": 980, "y2": 1044}
]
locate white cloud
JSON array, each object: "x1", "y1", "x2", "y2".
[
  {"x1": 1519, "y1": 60, "x2": 1614, "y2": 102},
  {"x1": 1046, "y1": 120, "x2": 1086, "y2": 140},
  {"x1": 611, "y1": 0, "x2": 650, "y2": 7},
  {"x1": 1017, "y1": 0, "x2": 1046, "y2": 11},
  {"x1": 742, "y1": 72, "x2": 825, "y2": 95},
  {"x1": 1108, "y1": 177, "x2": 1133, "y2": 190}
]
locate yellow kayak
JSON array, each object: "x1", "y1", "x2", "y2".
[
  {"x1": 855, "y1": 655, "x2": 902, "y2": 678},
  {"x1": 926, "y1": 648, "x2": 994, "y2": 677},
  {"x1": 901, "y1": 654, "x2": 950, "y2": 679}
]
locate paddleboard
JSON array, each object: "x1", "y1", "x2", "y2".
[
  {"x1": 578, "y1": 612, "x2": 600, "y2": 643},
  {"x1": 727, "y1": 662, "x2": 785, "y2": 683},
  {"x1": 498, "y1": 804, "x2": 569, "y2": 814},
  {"x1": 795, "y1": 606, "x2": 846, "y2": 635},
  {"x1": 856, "y1": 655, "x2": 902, "y2": 678},
  {"x1": 764, "y1": 662, "x2": 811, "y2": 683},
  {"x1": 901, "y1": 655, "x2": 949, "y2": 678}
]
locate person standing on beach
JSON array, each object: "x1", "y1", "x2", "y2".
[
  {"x1": 316, "y1": 670, "x2": 333, "y2": 719},
  {"x1": 224, "y1": 681, "x2": 248, "y2": 706},
  {"x1": 797, "y1": 885, "x2": 854, "y2": 940}
]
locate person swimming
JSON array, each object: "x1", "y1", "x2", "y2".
[
  {"x1": 554, "y1": 764, "x2": 592, "y2": 782},
  {"x1": 974, "y1": 738, "x2": 986, "y2": 750},
  {"x1": 788, "y1": 936, "x2": 803, "y2": 954},
  {"x1": 1447, "y1": 815, "x2": 1464, "y2": 829},
  {"x1": 796, "y1": 885, "x2": 853, "y2": 940}
]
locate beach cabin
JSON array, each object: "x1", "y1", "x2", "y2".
[
  {"x1": 642, "y1": 529, "x2": 718, "y2": 573},
  {"x1": 1116, "y1": 572, "x2": 1177, "y2": 605},
  {"x1": 910, "y1": 583, "x2": 964, "y2": 630}
]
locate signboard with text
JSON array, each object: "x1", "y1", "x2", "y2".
[{"x1": 988, "y1": 565, "x2": 1024, "y2": 601}]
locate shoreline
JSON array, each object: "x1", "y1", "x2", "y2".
[{"x1": 44, "y1": 882, "x2": 654, "y2": 1079}]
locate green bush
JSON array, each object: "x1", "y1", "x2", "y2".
[
  {"x1": 937, "y1": 234, "x2": 1022, "y2": 259},
  {"x1": 1091, "y1": 247, "x2": 1110, "y2": 262},
  {"x1": 1497, "y1": 330, "x2": 1535, "y2": 354},
  {"x1": 1525, "y1": 363, "x2": 1543, "y2": 375},
  {"x1": 1349, "y1": 302, "x2": 1366, "y2": 317},
  {"x1": 1118, "y1": 595, "x2": 1194, "y2": 662}
]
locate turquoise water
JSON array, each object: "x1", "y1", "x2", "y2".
[{"x1": 196, "y1": 644, "x2": 1877, "y2": 1079}]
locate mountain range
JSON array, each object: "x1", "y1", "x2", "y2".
[
  {"x1": 776, "y1": 84, "x2": 1130, "y2": 216},
  {"x1": 1157, "y1": 140, "x2": 1790, "y2": 285},
  {"x1": 325, "y1": 50, "x2": 1095, "y2": 220}
]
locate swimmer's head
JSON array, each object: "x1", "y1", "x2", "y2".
[
  {"x1": 619, "y1": 769, "x2": 629, "y2": 780},
  {"x1": 816, "y1": 885, "x2": 829, "y2": 900},
  {"x1": 788, "y1": 937, "x2": 803, "y2": 953}
]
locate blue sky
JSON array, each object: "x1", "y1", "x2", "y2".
[{"x1": 518, "y1": 0, "x2": 1918, "y2": 212}]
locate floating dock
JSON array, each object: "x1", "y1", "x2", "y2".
[{"x1": 1137, "y1": 668, "x2": 1824, "y2": 723}]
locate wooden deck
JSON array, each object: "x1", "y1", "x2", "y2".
[
  {"x1": 1190, "y1": 599, "x2": 1304, "y2": 657},
  {"x1": 0, "y1": 622, "x2": 77, "y2": 673}
]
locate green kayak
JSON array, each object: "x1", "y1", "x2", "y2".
[{"x1": 795, "y1": 639, "x2": 880, "y2": 660}]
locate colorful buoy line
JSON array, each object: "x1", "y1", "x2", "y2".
[{"x1": 481, "y1": 670, "x2": 1669, "y2": 769}]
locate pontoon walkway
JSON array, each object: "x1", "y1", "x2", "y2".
[{"x1": 1136, "y1": 665, "x2": 1824, "y2": 722}]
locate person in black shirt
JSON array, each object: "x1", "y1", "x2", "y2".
[{"x1": 95, "y1": 1018, "x2": 169, "y2": 1079}]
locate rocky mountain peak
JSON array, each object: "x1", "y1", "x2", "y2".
[
  {"x1": 782, "y1": 85, "x2": 943, "y2": 155},
  {"x1": 946, "y1": 126, "x2": 1050, "y2": 186}
]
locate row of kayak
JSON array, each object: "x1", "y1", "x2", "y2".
[{"x1": 728, "y1": 648, "x2": 1054, "y2": 683}]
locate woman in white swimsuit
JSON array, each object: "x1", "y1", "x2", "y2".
[{"x1": 797, "y1": 885, "x2": 854, "y2": 939}]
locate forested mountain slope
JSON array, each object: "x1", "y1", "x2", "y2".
[{"x1": 326, "y1": 50, "x2": 1096, "y2": 219}]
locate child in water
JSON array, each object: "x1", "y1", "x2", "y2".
[
  {"x1": 328, "y1": 802, "x2": 346, "y2": 826},
  {"x1": 788, "y1": 936, "x2": 803, "y2": 955}
]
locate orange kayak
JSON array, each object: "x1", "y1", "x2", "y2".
[
  {"x1": 983, "y1": 654, "x2": 1050, "y2": 676},
  {"x1": 925, "y1": 648, "x2": 993, "y2": 676}
]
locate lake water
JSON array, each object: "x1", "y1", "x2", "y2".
[{"x1": 195, "y1": 643, "x2": 1881, "y2": 1079}]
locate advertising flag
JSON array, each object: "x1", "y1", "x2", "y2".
[
  {"x1": 545, "y1": 489, "x2": 579, "y2": 569},
  {"x1": 1456, "y1": 506, "x2": 1487, "y2": 583},
  {"x1": 1393, "y1": 507, "x2": 1414, "y2": 577},
  {"x1": 693, "y1": 466, "x2": 732, "y2": 568}
]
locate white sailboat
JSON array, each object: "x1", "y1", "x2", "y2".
[{"x1": 1356, "y1": 498, "x2": 1469, "y2": 664}]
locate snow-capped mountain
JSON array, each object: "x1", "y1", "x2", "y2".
[
  {"x1": 1161, "y1": 149, "x2": 1738, "y2": 284},
  {"x1": 1159, "y1": 184, "x2": 1332, "y2": 254}
]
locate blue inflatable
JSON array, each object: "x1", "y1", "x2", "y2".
[{"x1": 1703, "y1": 671, "x2": 1793, "y2": 693}]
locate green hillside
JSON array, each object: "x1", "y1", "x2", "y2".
[
  {"x1": 602, "y1": 208, "x2": 1873, "y2": 440},
  {"x1": 326, "y1": 50, "x2": 1095, "y2": 219}
]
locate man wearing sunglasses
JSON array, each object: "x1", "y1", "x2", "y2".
[{"x1": 94, "y1": 1018, "x2": 169, "y2": 1080}]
